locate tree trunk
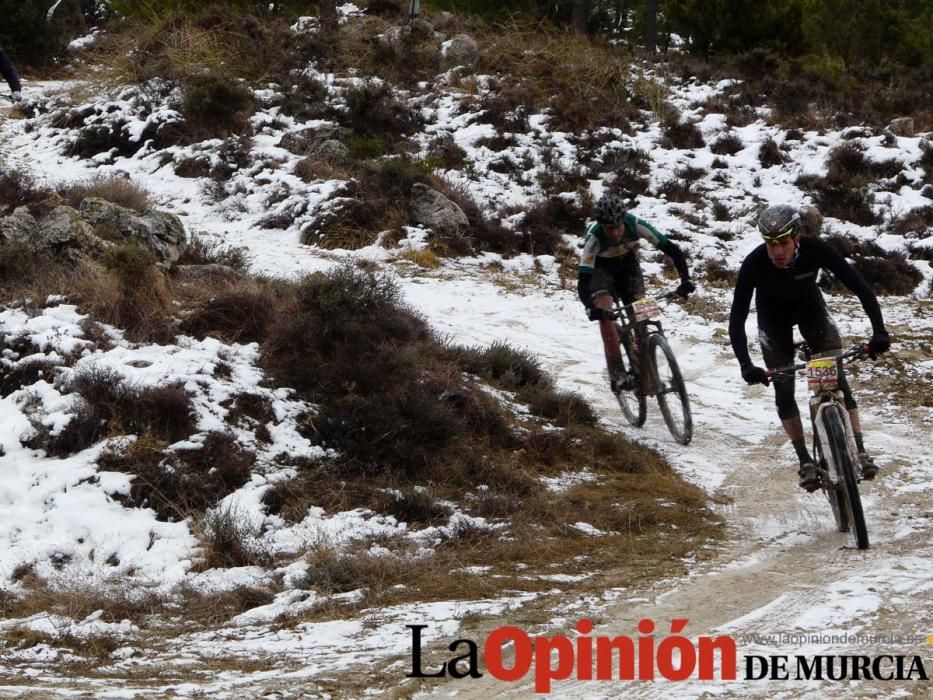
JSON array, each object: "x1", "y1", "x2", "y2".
[
  {"x1": 644, "y1": 0, "x2": 658, "y2": 52},
  {"x1": 572, "y1": 0, "x2": 589, "y2": 35},
  {"x1": 320, "y1": 0, "x2": 338, "y2": 34}
]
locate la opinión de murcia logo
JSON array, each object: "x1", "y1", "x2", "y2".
[
  {"x1": 407, "y1": 620, "x2": 928, "y2": 692},
  {"x1": 409, "y1": 619, "x2": 736, "y2": 692}
]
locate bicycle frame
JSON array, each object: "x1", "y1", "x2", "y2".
[
  {"x1": 777, "y1": 345, "x2": 864, "y2": 481},
  {"x1": 610, "y1": 294, "x2": 676, "y2": 380},
  {"x1": 771, "y1": 343, "x2": 871, "y2": 547}
]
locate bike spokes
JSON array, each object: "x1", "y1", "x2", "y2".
[{"x1": 648, "y1": 335, "x2": 693, "y2": 445}]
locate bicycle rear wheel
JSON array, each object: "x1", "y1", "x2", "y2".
[
  {"x1": 822, "y1": 405, "x2": 868, "y2": 549},
  {"x1": 612, "y1": 325, "x2": 646, "y2": 427},
  {"x1": 648, "y1": 333, "x2": 693, "y2": 445}
]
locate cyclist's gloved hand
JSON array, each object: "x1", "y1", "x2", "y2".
[
  {"x1": 867, "y1": 330, "x2": 890, "y2": 359},
  {"x1": 741, "y1": 364, "x2": 770, "y2": 386},
  {"x1": 587, "y1": 307, "x2": 612, "y2": 322},
  {"x1": 675, "y1": 279, "x2": 695, "y2": 299},
  {"x1": 11, "y1": 91, "x2": 21, "y2": 103}
]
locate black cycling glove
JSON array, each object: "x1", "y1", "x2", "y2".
[{"x1": 741, "y1": 364, "x2": 770, "y2": 386}]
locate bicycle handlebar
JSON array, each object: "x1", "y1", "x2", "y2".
[
  {"x1": 766, "y1": 344, "x2": 870, "y2": 378},
  {"x1": 609, "y1": 290, "x2": 682, "y2": 317}
]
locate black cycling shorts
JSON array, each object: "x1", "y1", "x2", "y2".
[
  {"x1": 758, "y1": 295, "x2": 856, "y2": 419},
  {"x1": 589, "y1": 254, "x2": 646, "y2": 305}
]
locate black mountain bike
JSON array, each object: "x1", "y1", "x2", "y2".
[
  {"x1": 769, "y1": 342, "x2": 873, "y2": 549},
  {"x1": 606, "y1": 292, "x2": 693, "y2": 445}
]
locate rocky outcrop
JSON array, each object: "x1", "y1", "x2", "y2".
[
  {"x1": 0, "y1": 197, "x2": 188, "y2": 264},
  {"x1": 278, "y1": 125, "x2": 352, "y2": 156},
  {"x1": 79, "y1": 198, "x2": 187, "y2": 262}
]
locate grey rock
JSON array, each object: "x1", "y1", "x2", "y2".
[
  {"x1": 312, "y1": 139, "x2": 350, "y2": 164},
  {"x1": 0, "y1": 207, "x2": 38, "y2": 242},
  {"x1": 410, "y1": 183, "x2": 468, "y2": 233},
  {"x1": 37, "y1": 206, "x2": 103, "y2": 260},
  {"x1": 441, "y1": 34, "x2": 479, "y2": 68},
  {"x1": 888, "y1": 117, "x2": 914, "y2": 137},
  {"x1": 278, "y1": 125, "x2": 351, "y2": 155},
  {"x1": 79, "y1": 197, "x2": 187, "y2": 262}
]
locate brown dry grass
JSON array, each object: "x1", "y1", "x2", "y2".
[
  {"x1": 473, "y1": 21, "x2": 634, "y2": 132},
  {"x1": 59, "y1": 175, "x2": 152, "y2": 212}
]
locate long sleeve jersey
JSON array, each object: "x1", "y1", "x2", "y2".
[
  {"x1": 728, "y1": 237, "x2": 886, "y2": 368},
  {"x1": 576, "y1": 213, "x2": 689, "y2": 307}
]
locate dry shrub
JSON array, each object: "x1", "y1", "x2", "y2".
[
  {"x1": 702, "y1": 259, "x2": 737, "y2": 286},
  {"x1": 426, "y1": 135, "x2": 468, "y2": 170},
  {"x1": 397, "y1": 248, "x2": 442, "y2": 268},
  {"x1": 180, "y1": 280, "x2": 279, "y2": 343},
  {"x1": 0, "y1": 239, "x2": 45, "y2": 290},
  {"x1": 888, "y1": 205, "x2": 933, "y2": 243},
  {"x1": 172, "y1": 584, "x2": 277, "y2": 625},
  {"x1": 101, "y1": 431, "x2": 254, "y2": 521},
  {"x1": 372, "y1": 488, "x2": 452, "y2": 526},
  {"x1": 74, "y1": 245, "x2": 175, "y2": 343},
  {"x1": 340, "y1": 79, "x2": 418, "y2": 138},
  {"x1": 175, "y1": 236, "x2": 251, "y2": 272},
  {"x1": 851, "y1": 255, "x2": 922, "y2": 295},
  {"x1": 710, "y1": 132, "x2": 744, "y2": 155},
  {"x1": 58, "y1": 174, "x2": 152, "y2": 212},
  {"x1": 181, "y1": 72, "x2": 256, "y2": 139},
  {"x1": 661, "y1": 110, "x2": 705, "y2": 150},
  {"x1": 70, "y1": 366, "x2": 196, "y2": 442},
  {"x1": 200, "y1": 506, "x2": 271, "y2": 569},
  {"x1": 0, "y1": 359, "x2": 58, "y2": 398},
  {"x1": 0, "y1": 168, "x2": 51, "y2": 215},
  {"x1": 97, "y1": 5, "x2": 298, "y2": 86},
  {"x1": 599, "y1": 147, "x2": 651, "y2": 196},
  {"x1": 656, "y1": 178, "x2": 700, "y2": 204},
  {"x1": 758, "y1": 138, "x2": 784, "y2": 168},
  {"x1": 457, "y1": 341, "x2": 546, "y2": 390},
  {"x1": 278, "y1": 71, "x2": 330, "y2": 121},
  {"x1": 293, "y1": 157, "x2": 351, "y2": 183},
  {"x1": 299, "y1": 546, "x2": 406, "y2": 595},
  {"x1": 301, "y1": 156, "x2": 434, "y2": 250},
  {"x1": 822, "y1": 233, "x2": 921, "y2": 295},
  {"x1": 474, "y1": 23, "x2": 633, "y2": 133},
  {"x1": 518, "y1": 196, "x2": 589, "y2": 246},
  {"x1": 796, "y1": 175, "x2": 880, "y2": 226}
]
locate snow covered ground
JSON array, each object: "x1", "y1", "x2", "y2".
[{"x1": 0, "y1": 14, "x2": 930, "y2": 696}]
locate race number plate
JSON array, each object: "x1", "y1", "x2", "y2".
[
  {"x1": 632, "y1": 298, "x2": 660, "y2": 322},
  {"x1": 807, "y1": 358, "x2": 838, "y2": 391}
]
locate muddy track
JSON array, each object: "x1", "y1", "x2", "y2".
[{"x1": 402, "y1": 322, "x2": 932, "y2": 699}]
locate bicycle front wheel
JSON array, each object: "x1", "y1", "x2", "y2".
[
  {"x1": 612, "y1": 325, "x2": 646, "y2": 427},
  {"x1": 648, "y1": 334, "x2": 693, "y2": 445},
  {"x1": 822, "y1": 405, "x2": 868, "y2": 549}
]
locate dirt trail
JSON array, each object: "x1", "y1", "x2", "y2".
[{"x1": 407, "y1": 322, "x2": 932, "y2": 699}]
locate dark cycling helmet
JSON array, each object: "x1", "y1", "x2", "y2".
[
  {"x1": 757, "y1": 204, "x2": 801, "y2": 242},
  {"x1": 594, "y1": 194, "x2": 626, "y2": 227}
]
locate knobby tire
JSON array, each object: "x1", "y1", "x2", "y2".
[
  {"x1": 822, "y1": 405, "x2": 869, "y2": 549},
  {"x1": 648, "y1": 333, "x2": 693, "y2": 445},
  {"x1": 613, "y1": 325, "x2": 646, "y2": 427}
]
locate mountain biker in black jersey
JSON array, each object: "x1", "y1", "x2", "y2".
[
  {"x1": 578, "y1": 193, "x2": 695, "y2": 393},
  {"x1": 0, "y1": 47, "x2": 22, "y2": 102},
  {"x1": 728, "y1": 204, "x2": 890, "y2": 492}
]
